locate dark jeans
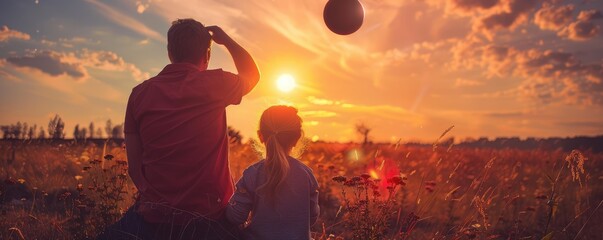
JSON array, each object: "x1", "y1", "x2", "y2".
[{"x1": 96, "y1": 206, "x2": 240, "y2": 240}]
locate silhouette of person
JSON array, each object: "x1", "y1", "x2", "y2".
[{"x1": 98, "y1": 18, "x2": 259, "y2": 240}]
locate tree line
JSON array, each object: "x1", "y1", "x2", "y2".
[{"x1": 0, "y1": 114, "x2": 124, "y2": 140}]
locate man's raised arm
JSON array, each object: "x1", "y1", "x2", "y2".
[{"x1": 206, "y1": 25, "x2": 260, "y2": 95}]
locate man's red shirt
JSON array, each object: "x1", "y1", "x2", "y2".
[{"x1": 124, "y1": 63, "x2": 244, "y2": 223}]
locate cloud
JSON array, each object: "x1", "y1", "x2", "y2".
[
  {"x1": 476, "y1": 0, "x2": 539, "y2": 38},
  {"x1": 307, "y1": 96, "x2": 335, "y2": 105},
  {"x1": 4, "y1": 49, "x2": 149, "y2": 81},
  {"x1": 446, "y1": 0, "x2": 500, "y2": 14},
  {"x1": 85, "y1": 0, "x2": 164, "y2": 43},
  {"x1": 512, "y1": 48, "x2": 602, "y2": 105},
  {"x1": 534, "y1": 4, "x2": 574, "y2": 30},
  {"x1": 558, "y1": 20, "x2": 599, "y2": 40},
  {"x1": 578, "y1": 9, "x2": 603, "y2": 21},
  {"x1": 451, "y1": 36, "x2": 603, "y2": 105},
  {"x1": 558, "y1": 10, "x2": 602, "y2": 41},
  {"x1": 6, "y1": 50, "x2": 87, "y2": 79},
  {"x1": 0, "y1": 59, "x2": 20, "y2": 82},
  {"x1": 59, "y1": 37, "x2": 100, "y2": 48},
  {"x1": 79, "y1": 49, "x2": 149, "y2": 81},
  {"x1": 0, "y1": 26, "x2": 30, "y2": 42},
  {"x1": 481, "y1": 110, "x2": 530, "y2": 118},
  {"x1": 304, "y1": 95, "x2": 422, "y2": 125},
  {"x1": 136, "y1": 1, "x2": 150, "y2": 14},
  {"x1": 298, "y1": 110, "x2": 337, "y2": 118},
  {"x1": 455, "y1": 78, "x2": 484, "y2": 87}
]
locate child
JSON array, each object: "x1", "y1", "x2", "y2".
[{"x1": 226, "y1": 106, "x2": 320, "y2": 239}]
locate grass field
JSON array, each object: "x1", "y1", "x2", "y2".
[{"x1": 1, "y1": 139, "x2": 602, "y2": 239}]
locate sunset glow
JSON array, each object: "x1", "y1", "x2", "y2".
[
  {"x1": 276, "y1": 74, "x2": 296, "y2": 93},
  {"x1": 0, "y1": 0, "x2": 602, "y2": 142}
]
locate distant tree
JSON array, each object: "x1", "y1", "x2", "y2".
[
  {"x1": 14, "y1": 122, "x2": 23, "y2": 139},
  {"x1": 22, "y1": 123, "x2": 28, "y2": 139},
  {"x1": 96, "y1": 128, "x2": 103, "y2": 139},
  {"x1": 74, "y1": 124, "x2": 80, "y2": 140},
  {"x1": 48, "y1": 114, "x2": 65, "y2": 139},
  {"x1": 1, "y1": 125, "x2": 9, "y2": 139},
  {"x1": 105, "y1": 119, "x2": 112, "y2": 138},
  {"x1": 355, "y1": 123, "x2": 371, "y2": 145},
  {"x1": 27, "y1": 125, "x2": 35, "y2": 140},
  {"x1": 38, "y1": 127, "x2": 46, "y2": 139},
  {"x1": 80, "y1": 128, "x2": 87, "y2": 140},
  {"x1": 89, "y1": 122, "x2": 95, "y2": 139},
  {"x1": 111, "y1": 124, "x2": 124, "y2": 139},
  {"x1": 227, "y1": 126, "x2": 243, "y2": 144}
]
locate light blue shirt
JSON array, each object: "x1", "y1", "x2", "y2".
[{"x1": 226, "y1": 157, "x2": 320, "y2": 240}]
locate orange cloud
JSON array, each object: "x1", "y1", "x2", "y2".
[
  {"x1": 534, "y1": 4, "x2": 574, "y2": 31},
  {"x1": 558, "y1": 10, "x2": 602, "y2": 41},
  {"x1": 0, "y1": 26, "x2": 30, "y2": 42}
]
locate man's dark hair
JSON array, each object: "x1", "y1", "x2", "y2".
[{"x1": 167, "y1": 19, "x2": 212, "y2": 64}]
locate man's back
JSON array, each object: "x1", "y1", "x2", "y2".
[{"x1": 125, "y1": 63, "x2": 244, "y2": 223}]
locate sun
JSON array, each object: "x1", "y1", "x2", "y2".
[{"x1": 276, "y1": 74, "x2": 297, "y2": 93}]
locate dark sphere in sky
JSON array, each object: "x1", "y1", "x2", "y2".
[{"x1": 323, "y1": 0, "x2": 364, "y2": 35}]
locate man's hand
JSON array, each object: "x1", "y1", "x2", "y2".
[
  {"x1": 206, "y1": 25, "x2": 260, "y2": 95},
  {"x1": 206, "y1": 26, "x2": 232, "y2": 45}
]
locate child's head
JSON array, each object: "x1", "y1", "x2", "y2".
[
  {"x1": 167, "y1": 18, "x2": 212, "y2": 68},
  {"x1": 257, "y1": 105, "x2": 303, "y2": 201},
  {"x1": 258, "y1": 105, "x2": 303, "y2": 152}
]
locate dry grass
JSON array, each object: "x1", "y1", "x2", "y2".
[{"x1": 1, "y1": 139, "x2": 602, "y2": 239}]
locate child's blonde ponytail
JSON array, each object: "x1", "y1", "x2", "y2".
[{"x1": 257, "y1": 106, "x2": 302, "y2": 203}]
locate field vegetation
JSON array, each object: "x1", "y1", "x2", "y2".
[{"x1": 1, "y1": 136, "x2": 602, "y2": 239}]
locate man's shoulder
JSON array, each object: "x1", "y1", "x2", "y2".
[{"x1": 189, "y1": 68, "x2": 228, "y2": 80}]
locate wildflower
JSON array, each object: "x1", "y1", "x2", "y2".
[
  {"x1": 17, "y1": 178, "x2": 26, "y2": 184},
  {"x1": 74, "y1": 175, "x2": 83, "y2": 181},
  {"x1": 76, "y1": 183, "x2": 84, "y2": 191},
  {"x1": 104, "y1": 154, "x2": 114, "y2": 160},
  {"x1": 388, "y1": 176, "x2": 403, "y2": 185},
  {"x1": 344, "y1": 180, "x2": 357, "y2": 187},
  {"x1": 332, "y1": 176, "x2": 347, "y2": 183},
  {"x1": 373, "y1": 190, "x2": 381, "y2": 197}
]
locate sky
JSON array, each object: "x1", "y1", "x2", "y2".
[{"x1": 1, "y1": 0, "x2": 603, "y2": 142}]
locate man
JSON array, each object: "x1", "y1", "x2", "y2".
[{"x1": 99, "y1": 19, "x2": 259, "y2": 239}]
